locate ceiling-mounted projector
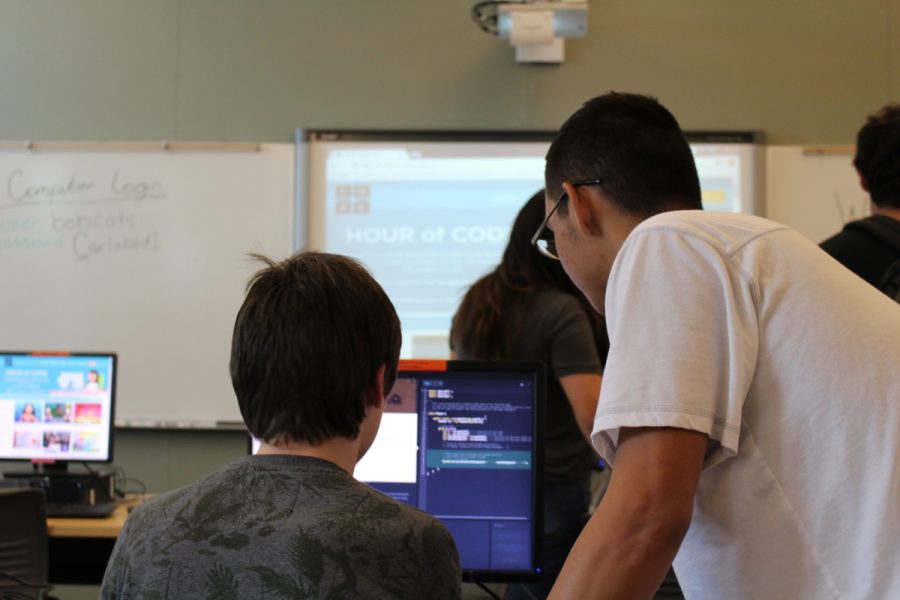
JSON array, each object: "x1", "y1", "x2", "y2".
[{"x1": 496, "y1": 2, "x2": 589, "y2": 64}]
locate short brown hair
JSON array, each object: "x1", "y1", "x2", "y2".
[
  {"x1": 231, "y1": 252, "x2": 401, "y2": 445},
  {"x1": 854, "y1": 103, "x2": 900, "y2": 209}
]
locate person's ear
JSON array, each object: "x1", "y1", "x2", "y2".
[
  {"x1": 562, "y1": 181, "x2": 600, "y2": 236},
  {"x1": 365, "y1": 364, "x2": 388, "y2": 410},
  {"x1": 857, "y1": 170, "x2": 869, "y2": 192}
]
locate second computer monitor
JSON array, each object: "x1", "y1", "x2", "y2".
[{"x1": 0, "y1": 351, "x2": 117, "y2": 467}]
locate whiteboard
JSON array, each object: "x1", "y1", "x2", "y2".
[
  {"x1": 765, "y1": 146, "x2": 869, "y2": 243},
  {"x1": 0, "y1": 144, "x2": 294, "y2": 426}
]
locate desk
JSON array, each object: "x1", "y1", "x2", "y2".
[
  {"x1": 47, "y1": 499, "x2": 136, "y2": 585},
  {"x1": 47, "y1": 502, "x2": 130, "y2": 538}
]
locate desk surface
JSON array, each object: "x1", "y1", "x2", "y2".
[{"x1": 47, "y1": 496, "x2": 141, "y2": 539}]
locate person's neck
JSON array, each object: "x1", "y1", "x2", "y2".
[
  {"x1": 257, "y1": 436, "x2": 361, "y2": 474},
  {"x1": 874, "y1": 206, "x2": 900, "y2": 221}
]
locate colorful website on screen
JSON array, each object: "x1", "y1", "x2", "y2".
[{"x1": 0, "y1": 353, "x2": 114, "y2": 462}]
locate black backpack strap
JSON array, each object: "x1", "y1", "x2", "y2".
[{"x1": 843, "y1": 216, "x2": 900, "y2": 254}]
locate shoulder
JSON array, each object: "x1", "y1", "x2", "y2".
[
  {"x1": 531, "y1": 288, "x2": 584, "y2": 314},
  {"x1": 101, "y1": 482, "x2": 207, "y2": 596},
  {"x1": 362, "y1": 485, "x2": 450, "y2": 536},
  {"x1": 822, "y1": 217, "x2": 885, "y2": 249},
  {"x1": 634, "y1": 211, "x2": 788, "y2": 252},
  {"x1": 349, "y1": 484, "x2": 458, "y2": 553},
  {"x1": 616, "y1": 212, "x2": 798, "y2": 288},
  {"x1": 117, "y1": 482, "x2": 208, "y2": 544},
  {"x1": 334, "y1": 486, "x2": 461, "y2": 594},
  {"x1": 526, "y1": 289, "x2": 596, "y2": 341},
  {"x1": 126, "y1": 482, "x2": 194, "y2": 521},
  {"x1": 122, "y1": 458, "x2": 260, "y2": 530},
  {"x1": 389, "y1": 501, "x2": 462, "y2": 592},
  {"x1": 527, "y1": 289, "x2": 603, "y2": 372}
]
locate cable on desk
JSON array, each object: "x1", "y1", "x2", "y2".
[
  {"x1": 112, "y1": 465, "x2": 147, "y2": 499},
  {"x1": 78, "y1": 462, "x2": 147, "y2": 501},
  {"x1": 473, "y1": 581, "x2": 503, "y2": 600},
  {"x1": 79, "y1": 461, "x2": 116, "y2": 502}
]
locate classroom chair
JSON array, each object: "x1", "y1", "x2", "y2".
[{"x1": 0, "y1": 488, "x2": 58, "y2": 600}]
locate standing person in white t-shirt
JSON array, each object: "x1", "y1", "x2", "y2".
[{"x1": 536, "y1": 92, "x2": 900, "y2": 600}]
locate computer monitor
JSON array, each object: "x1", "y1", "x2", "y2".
[
  {"x1": 0, "y1": 352, "x2": 117, "y2": 468},
  {"x1": 251, "y1": 359, "x2": 545, "y2": 583}
]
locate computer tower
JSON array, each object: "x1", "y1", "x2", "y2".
[{"x1": 2, "y1": 468, "x2": 116, "y2": 506}]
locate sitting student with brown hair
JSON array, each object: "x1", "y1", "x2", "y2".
[{"x1": 101, "y1": 252, "x2": 461, "y2": 599}]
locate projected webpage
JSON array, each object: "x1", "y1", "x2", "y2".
[
  {"x1": 306, "y1": 136, "x2": 761, "y2": 358},
  {"x1": 0, "y1": 353, "x2": 115, "y2": 462},
  {"x1": 309, "y1": 143, "x2": 545, "y2": 358}
]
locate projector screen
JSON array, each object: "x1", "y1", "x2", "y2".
[{"x1": 300, "y1": 130, "x2": 763, "y2": 359}]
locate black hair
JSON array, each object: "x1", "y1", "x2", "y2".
[
  {"x1": 450, "y1": 190, "x2": 608, "y2": 360},
  {"x1": 854, "y1": 103, "x2": 900, "y2": 209},
  {"x1": 231, "y1": 251, "x2": 401, "y2": 445},
  {"x1": 545, "y1": 92, "x2": 702, "y2": 218}
]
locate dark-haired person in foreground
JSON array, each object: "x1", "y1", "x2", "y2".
[
  {"x1": 537, "y1": 93, "x2": 900, "y2": 599},
  {"x1": 820, "y1": 103, "x2": 900, "y2": 297},
  {"x1": 101, "y1": 252, "x2": 461, "y2": 599}
]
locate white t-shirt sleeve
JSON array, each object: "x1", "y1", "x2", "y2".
[{"x1": 592, "y1": 226, "x2": 759, "y2": 470}]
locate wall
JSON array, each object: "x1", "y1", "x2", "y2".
[{"x1": 0, "y1": 0, "x2": 897, "y2": 145}]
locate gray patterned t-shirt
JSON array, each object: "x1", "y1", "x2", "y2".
[{"x1": 100, "y1": 455, "x2": 461, "y2": 599}]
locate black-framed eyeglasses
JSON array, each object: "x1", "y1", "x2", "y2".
[{"x1": 531, "y1": 179, "x2": 604, "y2": 260}]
